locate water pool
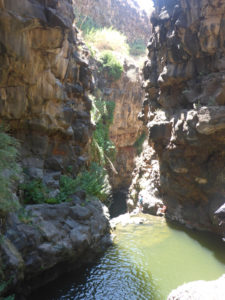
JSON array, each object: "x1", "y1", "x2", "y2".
[{"x1": 30, "y1": 215, "x2": 225, "y2": 300}]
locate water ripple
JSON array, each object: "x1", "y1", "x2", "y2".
[{"x1": 29, "y1": 216, "x2": 225, "y2": 300}]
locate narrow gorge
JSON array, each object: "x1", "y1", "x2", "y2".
[{"x1": 0, "y1": 0, "x2": 225, "y2": 299}]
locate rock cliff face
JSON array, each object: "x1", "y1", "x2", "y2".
[
  {"x1": 75, "y1": 0, "x2": 150, "y2": 43},
  {"x1": 90, "y1": 55, "x2": 144, "y2": 190},
  {"x1": 127, "y1": 141, "x2": 162, "y2": 214},
  {"x1": 0, "y1": 0, "x2": 111, "y2": 296},
  {"x1": 93, "y1": 57, "x2": 144, "y2": 189},
  {"x1": 0, "y1": 0, "x2": 93, "y2": 189},
  {"x1": 142, "y1": 0, "x2": 225, "y2": 234}
]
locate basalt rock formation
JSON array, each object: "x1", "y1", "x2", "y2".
[
  {"x1": 0, "y1": 196, "x2": 110, "y2": 297},
  {"x1": 127, "y1": 141, "x2": 162, "y2": 214},
  {"x1": 91, "y1": 55, "x2": 144, "y2": 189},
  {"x1": 75, "y1": 0, "x2": 150, "y2": 43},
  {"x1": 141, "y1": 0, "x2": 225, "y2": 234},
  {"x1": 0, "y1": 0, "x2": 111, "y2": 296},
  {"x1": 0, "y1": 0, "x2": 93, "y2": 191}
]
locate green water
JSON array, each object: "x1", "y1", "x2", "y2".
[{"x1": 31, "y1": 215, "x2": 225, "y2": 300}]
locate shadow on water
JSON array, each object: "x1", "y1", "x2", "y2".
[
  {"x1": 26, "y1": 217, "x2": 225, "y2": 300},
  {"x1": 166, "y1": 220, "x2": 225, "y2": 265},
  {"x1": 109, "y1": 189, "x2": 128, "y2": 218},
  {"x1": 28, "y1": 243, "x2": 159, "y2": 300}
]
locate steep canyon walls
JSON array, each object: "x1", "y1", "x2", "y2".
[
  {"x1": 0, "y1": 0, "x2": 93, "y2": 191},
  {"x1": 142, "y1": 0, "x2": 225, "y2": 234}
]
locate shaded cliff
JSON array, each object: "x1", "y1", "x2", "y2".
[{"x1": 141, "y1": 0, "x2": 225, "y2": 234}]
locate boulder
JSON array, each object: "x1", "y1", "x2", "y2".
[
  {"x1": 0, "y1": 198, "x2": 110, "y2": 297},
  {"x1": 167, "y1": 275, "x2": 225, "y2": 300}
]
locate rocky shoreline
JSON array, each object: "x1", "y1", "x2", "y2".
[{"x1": 0, "y1": 196, "x2": 111, "y2": 298}]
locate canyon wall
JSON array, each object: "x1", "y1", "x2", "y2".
[
  {"x1": 0, "y1": 0, "x2": 111, "y2": 296},
  {"x1": 0, "y1": 0, "x2": 94, "y2": 192},
  {"x1": 141, "y1": 0, "x2": 225, "y2": 234},
  {"x1": 74, "y1": 0, "x2": 150, "y2": 43},
  {"x1": 91, "y1": 56, "x2": 144, "y2": 189}
]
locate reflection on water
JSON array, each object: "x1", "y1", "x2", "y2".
[{"x1": 30, "y1": 215, "x2": 225, "y2": 300}]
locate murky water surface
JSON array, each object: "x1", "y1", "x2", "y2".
[{"x1": 31, "y1": 215, "x2": 225, "y2": 300}]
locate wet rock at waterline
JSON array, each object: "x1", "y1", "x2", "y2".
[
  {"x1": 214, "y1": 203, "x2": 225, "y2": 241},
  {"x1": 215, "y1": 203, "x2": 225, "y2": 226},
  {"x1": 142, "y1": 0, "x2": 225, "y2": 235},
  {"x1": 167, "y1": 275, "x2": 225, "y2": 300},
  {"x1": 110, "y1": 213, "x2": 147, "y2": 229},
  {"x1": 0, "y1": 197, "x2": 110, "y2": 296}
]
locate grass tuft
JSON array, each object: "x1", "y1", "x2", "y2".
[{"x1": 85, "y1": 27, "x2": 129, "y2": 55}]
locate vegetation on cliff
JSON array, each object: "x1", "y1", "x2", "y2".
[
  {"x1": 0, "y1": 127, "x2": 21, "y2": 216},
  {"x1": 90, "y1": 96, "x2": 116, "y2": 165},
  {"x1": 85, "y1": 27, "x2": 129, "y2": 55},
  {"x1": 133, "y1": 131, "x2": 146, "y2": 155},
  {"x1": 20, "y1": 163, "x2": 111, "y2": 205},
  {"x1": 100, "y1": 51, "x2": 123, "y2": 80},
  {"x1": 75, "y1": 6, "x2": 146, "y2": 56}
]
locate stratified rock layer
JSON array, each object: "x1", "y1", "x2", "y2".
[
  {"x1": 142, "y1": 0, "x2": 225, "y2": 234},
  {"x1": 0, "y1": 0, "x2": 93, "y2": 187}
]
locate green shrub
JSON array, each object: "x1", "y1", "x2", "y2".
[
  {"x1": 20, "y1": 179, "x2": 49, "y2": 205},
  {"x1": 85, "y1": 42, "x2": 97, "y2": 58},
  {"x1": 56, "y1": 163, "x2": 111, "y2": 204},
  {"x1": 100, "y1": 51, "x2": 123, "y2": 80},
  {"x1": 4, "y1": 295, "x2": 15, "y2": 300},
  {"x1": 134, "y1": 131, "x2": 146, "y2": 155},
  {"x1": 85, "y1": 27, "x2": 129, "y2": 55},
  {"x1": 56, "y1": 175, "x2": 77, "y2": 202},
  {"x1": 73, "y1": 163, "x2": 111, "y2": 203},
  {"x1": 129, "y1": 39, "x2": 146, "y2": 56},
  {"x1": 74, "y1": 7, "x2": 100, "y2": 35},
  {"x1": 19, "y1": 165, "x2": 111, "y2": 205},
  {"x1": 0, "y1": 126, "x2": 21, "y2": 216},
  {"x1": 20, "y1": 177, "x2": 72, "y2": 205},
  {"x1": 78, "y1": 16, "x2": 100, "y2": 35},
  {"x1": 17, "y1": 207, "x2": 32, "y2": 224}
]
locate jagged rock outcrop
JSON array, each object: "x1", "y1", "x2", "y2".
[
  {"x1": 167, "y1": 275, "x2": 225, "y2": 300},
  {"x1": 0, "y1": 0, "x2": 93, "y2": 190},
  {"x1": 0, "y1": 196, "x2": 110, "y2": 297},
  {"x1": 91, "y1": 55, "x2": 144, "y2": 189},
  {"x1": 75, "y1": 0, "x2": 150, "y2": 43},
  {"x1": 142, "y1": 0, "x2": 225, "y2": 234},
  {"x1": 127, "y1": 142, "x2": 163, "y2": 214}
]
